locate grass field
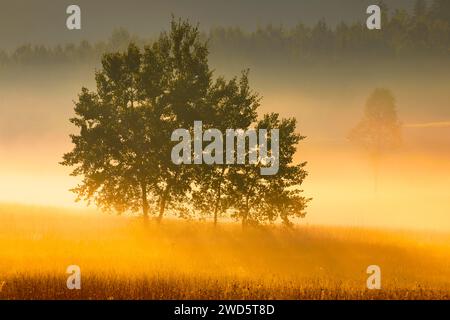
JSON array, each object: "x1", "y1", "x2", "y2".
[{"x1": 1, "y1": 204, "x2": 450, "y2": 300}]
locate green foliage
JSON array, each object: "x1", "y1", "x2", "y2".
[
  {"x1": 62, "y1": 19, "x2": 212, "y2": 221},
  {"x1": 62, "y1": 18, "x2": 309, "y2": 227}
]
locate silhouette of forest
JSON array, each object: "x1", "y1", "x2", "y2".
[{"x1": 1, "y1": 0, "x2": 449, "y2": 68}]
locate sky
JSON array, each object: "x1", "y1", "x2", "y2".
[{"x1": 0, "y1": 0, "x2": 415, "y2": 51}]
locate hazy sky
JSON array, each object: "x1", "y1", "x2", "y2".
[{"x1": 0, "y1": 0, "x2": 414, "y2": 50}]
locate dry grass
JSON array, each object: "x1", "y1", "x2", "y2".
[{"x1": 1, "y1": 203, "x2": 450, "y2": 300}]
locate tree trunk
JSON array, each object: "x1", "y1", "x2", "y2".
[
  {"x1": 213, "y1": 186, "x2": 220, "y2": 226},
  {"x1": 242, "y1": 195, "x2": 250, "y2": 230},
  {"x1": 242, "y1": 212, "x2": 248, "y2": 229},
  {"x1": 141, "y1": 182, "x2": 149, "y2": 222},
  {"x1": 213, "y1": 206, "x2": 218, "y2": 226},
  {"x1": 157, "y1": 195, "x2": 166, "y2": 223},
  {"x1": 213, "y1": 169, "x2": 225, "y2": 226},
  {"x1": 213, "y1": 167, "x2": 227, "y2": 226},
  {"x1": 157, "y1": 186, "x2": 170, "y2": 223}
]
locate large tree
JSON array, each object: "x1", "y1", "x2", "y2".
[
  {"x1": 61, "y1": 44, "x2": 157, "y2": 218},
  {"x1": 63, "y1": 18, "x2": 310, "y2": 227},
  {"x1": 140, "y1": 19, "x2": 212, "y2": 222},
  {"x1": 62, "y1": 19, "x2": 211, "y2": 221}
]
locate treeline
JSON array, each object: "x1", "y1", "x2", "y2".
[
  {"x1": 1, "y1": 0, "x2": 449, "y2": 68},
  {"x1": 211, "y1": 0, "x2": 450, "y2": 63},
  {"x1": 0, "y1": 28, "x2": 137, "y2": 67}
]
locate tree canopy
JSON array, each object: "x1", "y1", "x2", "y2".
[{"x1": 62, "y1": 18, "x2": 309, "y2": 227}]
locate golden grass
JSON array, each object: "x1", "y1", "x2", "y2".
[{"x1": 1, "y1": 203, "x2": 450, "y2": 300}]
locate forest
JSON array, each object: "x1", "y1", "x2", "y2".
[{"x1": 0, "y1": 0, "x2": 449, "y2": 68}]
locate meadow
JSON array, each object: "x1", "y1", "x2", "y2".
[{"x1": 1, "y1": 203, "x2": 450, "y2": 300}]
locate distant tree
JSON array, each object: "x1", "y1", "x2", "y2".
[
  {"x1": 108, "y1": 28, "x2": 133, "y2": 52},
  {"x1": 410, "y1": 1, "x2": 430, "y2": 52},
  {"x1": 3, "y1": 7, "x2": 450, "y2": 68},
  {"x1": 387, "y1": 9, "x2": 411, "y2": 55},
  {"x1": 414, "y1": 0, "x2": 428, "y2": 18},
  {"x1": 348, "y1": 88, "x2": 402, "y2": 192},
  {"x1": 429, "y1": 0, "x2": 450, "y2": 23},
  {"x1": 310, "y1": 20, "x2": 333, "y2": 56},
  {"x1": 12, "y1": 45, "x2": 34, "y2": 65},
  {"x1": 377, "y1": 0, "x2": 390, "y2": 26},
  {"x1": 290, "y1": 23, "x2": 310, "y2": 59},
  {"x1": 228, "y1": 113, "x2": 309, "y2": 228}
]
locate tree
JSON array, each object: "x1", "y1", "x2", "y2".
[
  {"x1": 62, "y1": 18, "x2": 310, "y2": 227},
  {"x1": 414, "y1": 0, "x2": 427, "y2": 18},
  {"x1": 227, "y1": 113, "x2": 309, "y2": 228},
  {"x1": 61, "y1": 44, "x2": 158, "y2": 219},
  {"x1": 310, "y1": 20, "x2": 333, "y2": 56},
  {"x1": 62, "y1": 18, "x2": 211, "y2": 222},
  {"x1": 348, "y1": 88, "x2": 402, "y2": 192},
  {"x1": 140, "y1": 18, "x2": 212, "y2": 222},
  {"x1": 191, "y1": 71, "x2": 259, "y2": 226},
  {"x1": 429, "y1": 0, "x2": 450, "y2": 23}
]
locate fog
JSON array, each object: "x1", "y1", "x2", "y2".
[{"x1": 1, "y1": 53, "x2": 449, "y2": 231}]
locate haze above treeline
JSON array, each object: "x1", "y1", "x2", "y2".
[{"x1": 0, "y1": 0, "x2": 419, "y2": 51}]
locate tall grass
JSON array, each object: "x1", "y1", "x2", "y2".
[{"x1": 1, "y1": 204, "x2": 449, "y2": 299}]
